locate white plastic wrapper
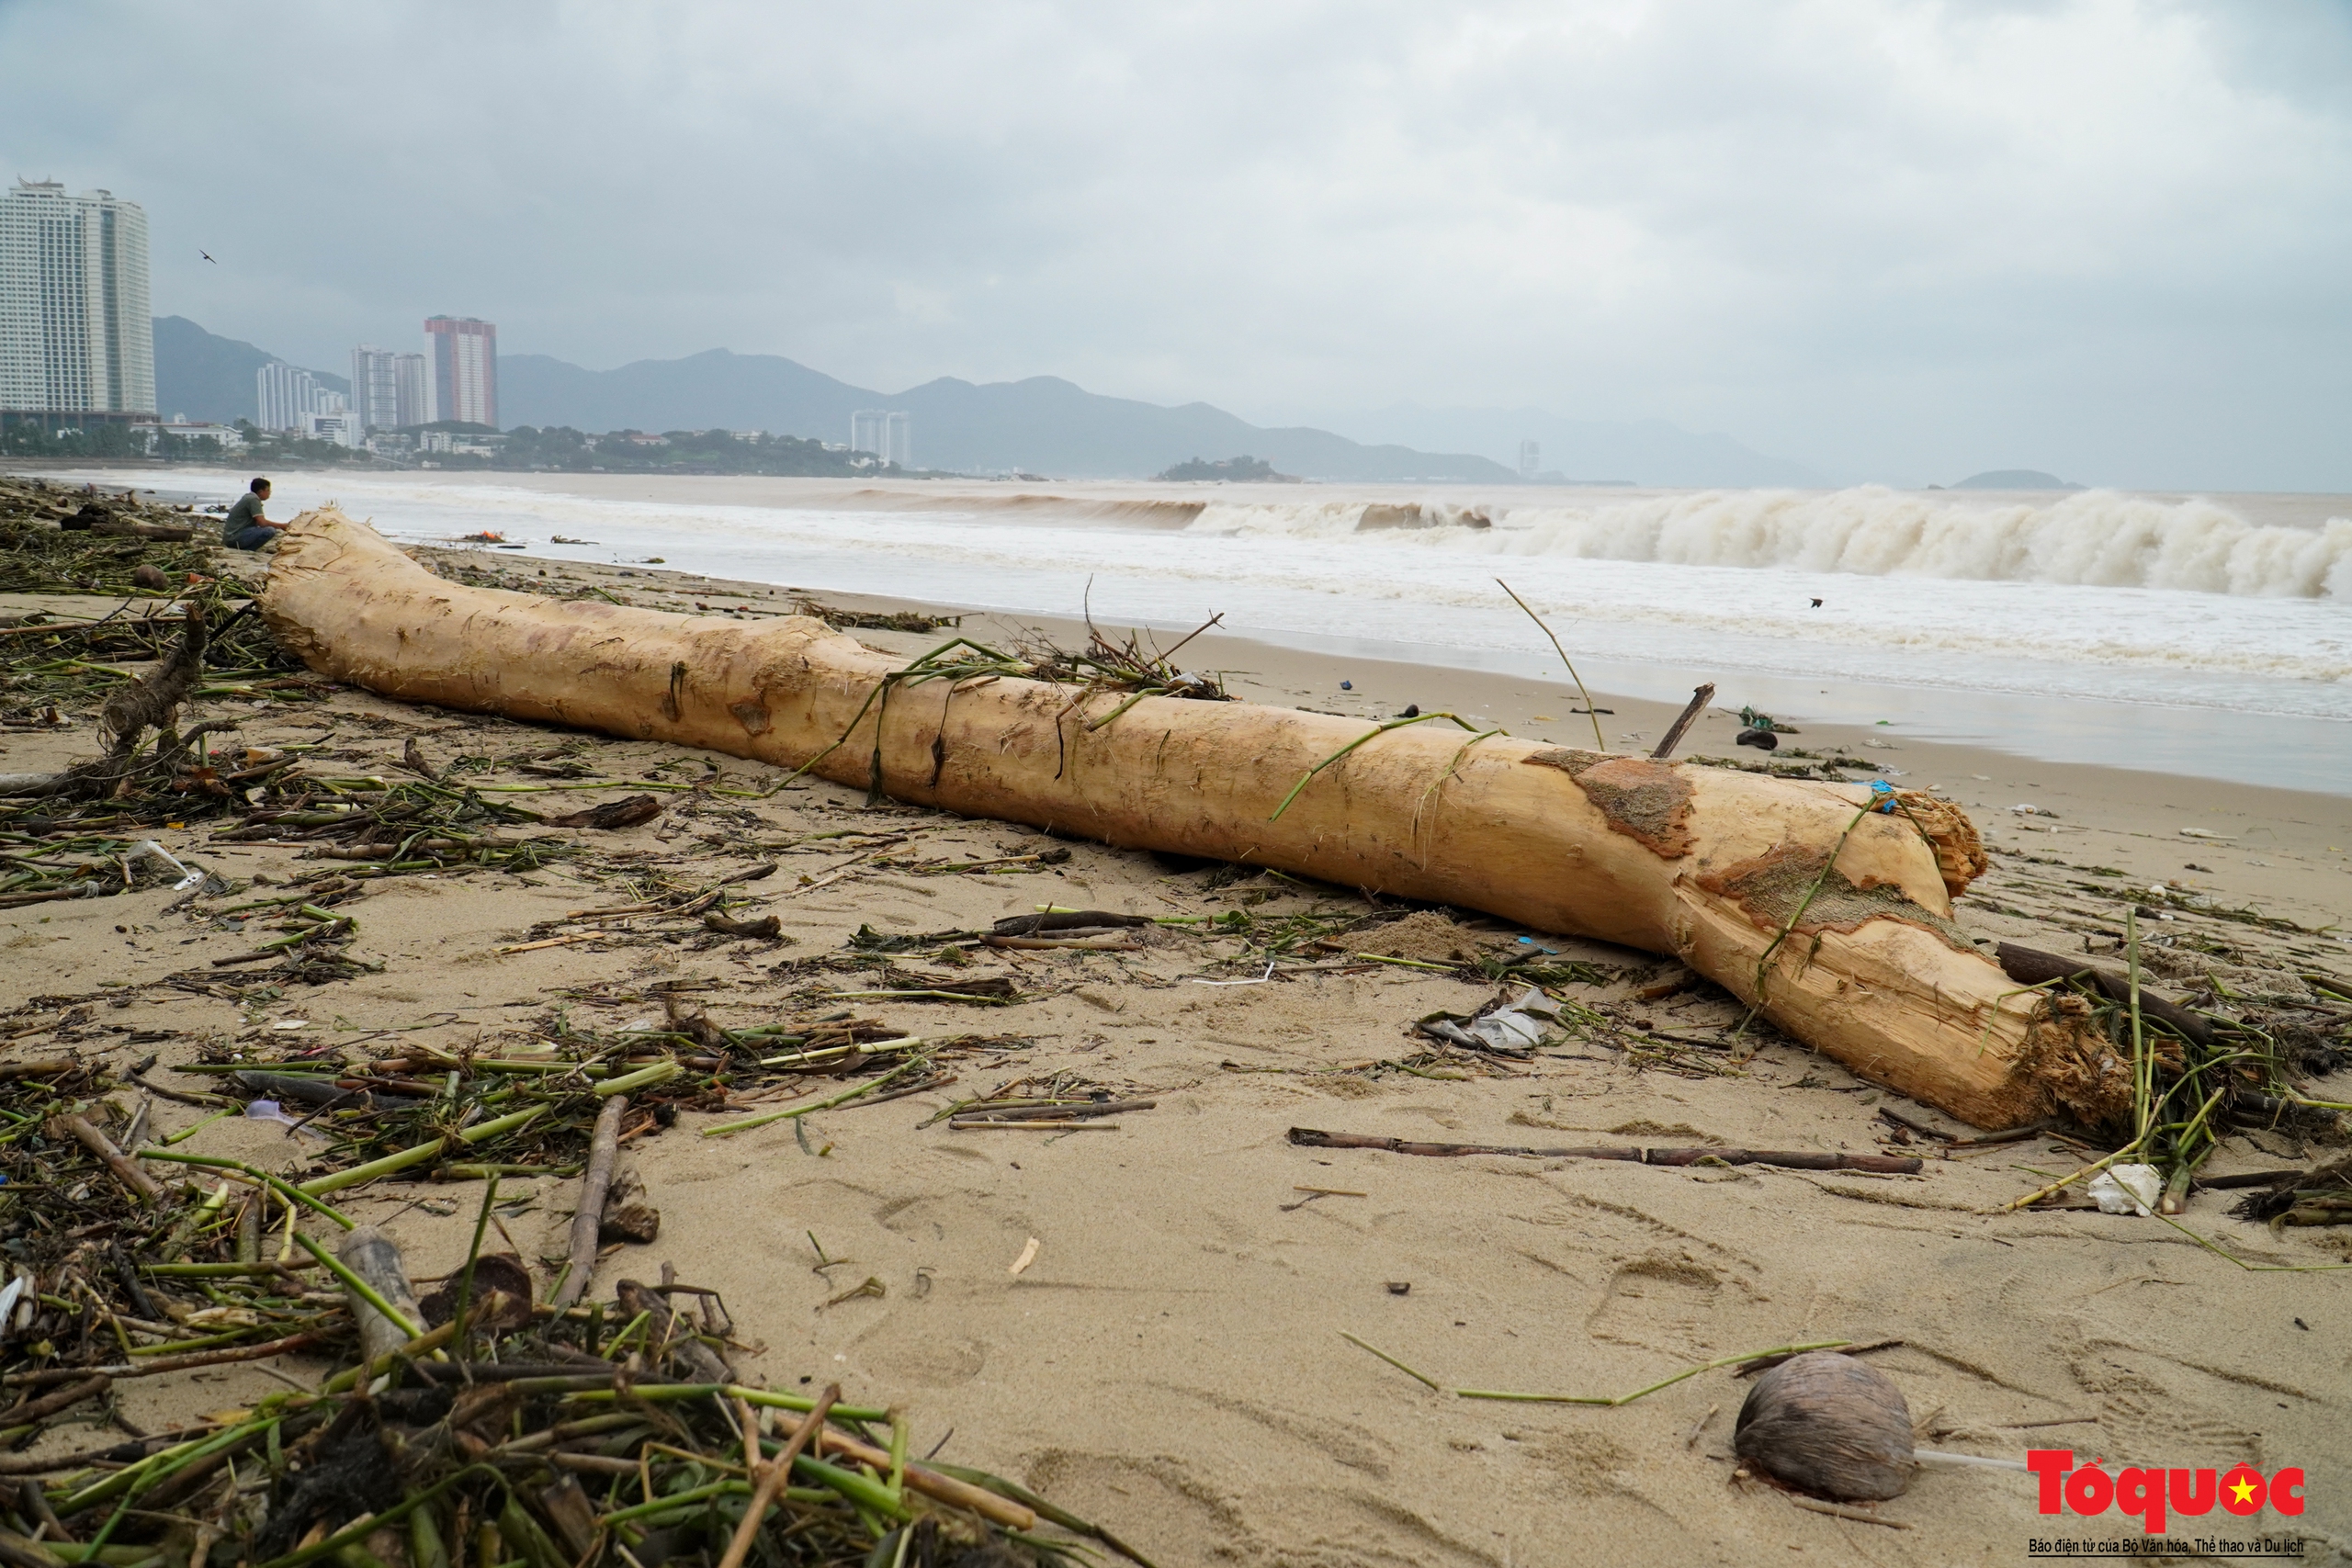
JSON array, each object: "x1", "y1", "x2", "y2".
[{"x1": 2088, "y1": 1163, "x2": 2162, "y2": 1215}]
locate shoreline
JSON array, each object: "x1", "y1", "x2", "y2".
[{"x1": 28, "y1": 463, "x2": 2348, "y2": 795}]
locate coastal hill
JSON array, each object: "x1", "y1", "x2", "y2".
[
  {"x1": 499, "y1": 348, "x2": 1512, "y2": 482},
  {"x1": 153, "y1": 316, "x2": 347, "y2": 425},
  {"x1": 1951, "y1": 468, "x2": 2082, "y2": 491},
  {"x1": 149, "y1": 319, "x2": 1819, "y2": 485}
]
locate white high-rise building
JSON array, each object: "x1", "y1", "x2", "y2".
[
  {"x1": 257, "y1": 364, "x2": 357, "y2": 442},
  {"x1": 396, "y1": 351, "x2": 432, "y2": 427},
  {"x1": 257, "y1": 361, "x2": 321, "y2": 432},
  {"x1": 0, "y1": 180, "x2": 154, "y2": 419},
  {"x1": 851, "y1": 409, "x2": 912, "y2": 468},
  {"x1": 1518, "y1": 440, "x2": 1540, "y2": 479},
  {"x1": 351, "y1": 345, "x2": 433, "y2": 430}
]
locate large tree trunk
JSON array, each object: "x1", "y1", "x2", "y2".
[{"x1": 261, "y1": 509, "x2": 2125, "y2": 1131}]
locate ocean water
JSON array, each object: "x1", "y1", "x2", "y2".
[{"x1": 45, "y1": 470, "x2": 2352, "y2": 794}]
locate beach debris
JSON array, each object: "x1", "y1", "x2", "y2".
[
  {"x1": 1734, "y1": 1351, "x2": 1915, "y2": 1502},
  {"x1": 1281, "y1": 1185, "x2": 1365, "y2": 1211},
  {"x1": 259, "y1": 507, "x2": 2142, "y2": 1132},
  {"x1": 2227, "y1": 1152, "x2": 2352, "y2": 1229},
  {"x1": 2087, "y1": 1163, "x2": 2162, "y2": 1215},
  {"x1": 1288, "y1": 1126, "x2": 1924, "y2": 1173},
  {"x1": 599, "y1": 1166, "x2": 662, "y2": 1243},
  {"x1": 1414, "y1": 987, "x2": 1560, "y2": 1056},
  {"x1": 1994, "y1": 942, "x2": 2212, "y2": 1046},
  {"x1": 703, "y1": 908, "x2": 784, "y2": 938},
  {"x1": 1009, "y1": 1235, "x2": 1041, "y2": 1276},
  {"x1": 1736, "y1": 727, "x2": 1779, "y2": 750},
  {"x1": 547, "y1": 792, "x2": 663, "y2": 829}
]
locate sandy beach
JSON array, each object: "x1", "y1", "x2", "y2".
[{"x1": 5, "y1": 520, "x2": 2349, "y2": 1565}]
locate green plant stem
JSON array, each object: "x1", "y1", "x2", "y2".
[
  {"x1": 295, "y1": 1104, "x2": 548, "y2": 1194},
  {"x1": 135, "y1": 1151, "x2": 355, "y2": 1230},
  {"x1": 594, "y1": 1058, "x2": 680, "y2": 1097},
  {"x1": 1338, "y1": 1331, "x2": 1444, "y2": 1392},
  {"x1": 559, "y1": 1382, "x2": 890, "y2": 1424},
  {"x1": 1456, "y1": 1340, "x2": 1854, "y2": 1406},
  {"x1": 452, "y1": 1174, "x2": 499, "y2": 1345},
  {"x1": 1269, "y1": 711, "x2": 1482, "y2": 823},
  {"x1": 1496, "y1": 578, "x2": 1606, "y2": 750},
  {"x1": 701, "y1": 1054, "x2": 931, "y2": 1137}
]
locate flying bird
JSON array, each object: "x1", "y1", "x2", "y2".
[
  {"x1": 199, "y1": 251, "x2": 216, "y2": 264},
  {"x1": 1809, "y1": 597, "x2": 1824, "y2": 607}
]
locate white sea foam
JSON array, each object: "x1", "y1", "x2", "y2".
[
  {"x1": 38, "y1": 468, "x2": 2352, "y2": 789},
  {"x1": 1189, "y1": 487, "x2": 2352, "y2": 598}
]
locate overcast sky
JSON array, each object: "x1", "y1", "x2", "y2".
[{"x1": 5, "y1": 0, "x2": 2347, "y2": 488}]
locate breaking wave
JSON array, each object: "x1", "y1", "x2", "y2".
[{"x1": 1188, "y1": 487, "x2": 2352, "y2": 598}]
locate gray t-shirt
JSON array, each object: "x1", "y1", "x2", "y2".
[{"x1": 222, "y1": 491, "x2": 267, "y2": 541}]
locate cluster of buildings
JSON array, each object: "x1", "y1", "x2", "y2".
[
  {"x1": 1, "y1": 176, "x2": 502, "y2": 456},
  {"x1": 851, "y1": 409, "x2": 913, "y2": 468},
  {"x1": 5, "y1": 178, "x2": 908, "y2": 468},
  {"x1": 275, "y1": 319, "x2": 499, "y2": 451}
]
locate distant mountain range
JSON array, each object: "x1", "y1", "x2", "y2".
[
  {"x1": 499, "y1": 349, "x2": 1516, "y2": 481},
  {"x1": 153, "y1": 316, "x2": 346, "y2": 425},
  {"x1": 1316, "y1": 402, "x2": 1829, "y2": 489},
  {"x1": 151, "y1": 318, "x2": 1820, "y2": 485}
]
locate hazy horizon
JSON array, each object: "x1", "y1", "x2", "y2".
[{"x1": 6, "y1": 1, "x2": 2350, "y2": 491}]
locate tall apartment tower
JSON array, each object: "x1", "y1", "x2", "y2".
[
  {"x1": 352, "y1": 345, "x2": 433, "y2": 430},
  {"x1": 424, "y1": 316, "x2": 496, "y2": 428},
  {"x1": 851, "y1": 409, "x2": 911, "y2": 468},
  {"x1": 256, "y1": 362, "x2": 322, "y2": 431},
  {"x1": 0, "y1": 180, "x2": 154, "y2": 421},
  {"x1": 1518, "y1": 440, "x2": 1540, "y2": 479}
]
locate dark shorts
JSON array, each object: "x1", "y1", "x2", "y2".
[{"x1": 228, "y1": 525, "x2": 281, "y2": 550}]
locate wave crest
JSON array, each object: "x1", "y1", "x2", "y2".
[{"x1": 1190, "y1": 487, "x2": 2352, "y2": 598}]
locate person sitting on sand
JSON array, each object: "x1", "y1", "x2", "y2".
[{"x1": 222, "y1": 478, "x2": 283, "y2": 550}]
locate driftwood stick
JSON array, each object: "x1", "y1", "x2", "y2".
[
  {"x1": 0, "y1": 1376, "x2": 110, "y2": 1430},
  {"x1": 1650, "y1": 682, "x2": 1715, "y2": 761},
  {"x1": 0, "y1": 1331, "x2": 329, "y2": 1388},
  {"x1": 57, "y1": 1115, "x2": 164, "y2": 1204},
  {"x1": 1995, "y1": 943, "x2": 2211, "y2": 1047},
  {"x1": 716, "y1": 1385, "x2": 837, "y2": 1568},
  {"x1": 553, "y1": 1096, "x2": 628, "y2": 1310},
  {"x1": 951, "y1": 1099, "x2": 1154, "y2": 1122},
  {"x1": 1287, "y1": 1126, "x2": 1923, "y2": 1174}
]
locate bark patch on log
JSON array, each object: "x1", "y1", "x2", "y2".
[
  {"x1": 1522, "y1": 749, "x2": 1695, "y2": 858},
  {"x1": 1693, "y1": 843, "x2": 1973, "y2": 953}
]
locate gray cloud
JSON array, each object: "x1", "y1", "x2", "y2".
[{"x1": 3, "y1": 0, "x2": 2346, "y2": 487}]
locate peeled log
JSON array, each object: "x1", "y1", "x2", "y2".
[{"x1": 260, "y1": 509, "x2": 2126, "y2": 1131}]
